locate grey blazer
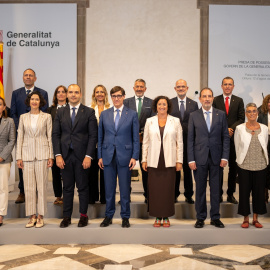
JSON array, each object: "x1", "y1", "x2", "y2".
[{"x1": 0, "y1": 117, "x2": 16, "y2": 164}]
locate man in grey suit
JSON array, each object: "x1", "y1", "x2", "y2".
[
  {"x1": 171, "y1": 79, "x2": 198, "y2": 204},
  {"x1": 123, "y1": 79, "x2": 154, "y2": 203},
  {"x1": 212, "y1": 77, "x2": 245, "y2": 204},
  {"x1": 188, "y1": 88, "x2": 230, "y2": 228}
]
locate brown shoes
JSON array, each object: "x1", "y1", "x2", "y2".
[
  {"x1": 15, "y1": 193, "x2": 25, "y2": 204},
  {"x1": 78, "y1": 216, "x2": 88, "y2": 227}
]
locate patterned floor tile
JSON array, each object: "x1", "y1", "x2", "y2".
[
  {"x1": 9, "y1": 256, "x2": 94, "y2": 270},
  {"x1": 200, "y1": 245, "x2": 270, "y2": 263},
  {"x1": 86, "y1": 244, "x2": 162, "y2": 263},
  {"x1": 0, "y1": 245, "x2": 49, "y2": 263},
  {"x1": 233, "y1": 265, "x2": 262, "y2": 270},
  {"x1": 139, "y1": 256, "x2": 225, "y2": 269},
  {"x1": 53, "y1": 247, "x2": 81, "y2": 254},
  {"x1": 169, "y1": 247, "x2": 193, "y2": 255}
]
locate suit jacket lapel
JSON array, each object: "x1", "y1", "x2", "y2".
[
  {"x1": 0, "y1": 118, "x2": 7, "y2": 135},
  {"x1": 27, "y1": 113, "x2": 35, "y2": 137},
  {"x1": 34, "y1": 112, "x2": 43, "y2": 136},
  {"x1": 228, "y1": 95, "x2": 236, "y2": 117},
  {"x1": 218, "y1": 96, "x2": 226, "y2": 112},
  {"x1": 153, "y1": 116, "x2": 161, "y2": 141},
  {"x1": 116, "y1": 106, "x2": 128, "y2": 132},
  {"x1": 199, "y1": 109, "x2": 209, "y2": 133},
  {"x1": 72, "y1": 104, "x2": 84, "y2": 130},
  {"x1": 163, "y1": 116, "x2": 172, "y2": 139},
  {"x1": 64, "y1": 105, "x2": 72, "y2": 130}
]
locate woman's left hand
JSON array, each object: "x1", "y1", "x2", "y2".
[
  {"x1": 176, "y1": 163, "x2": 182, "y2": 171},
  {"x1": 47, "y1": 158, "x2": 54, "y2": 168}
]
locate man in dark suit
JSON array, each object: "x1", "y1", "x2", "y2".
[
  {"x1": 188, "y1": 88, "x2": 230, "y2": 228},
  {"x1": 52, "y1": 84, "x2": 98, "y2": 228},
  {"x1": 10, "y1": 68, "x2": 49, "y2": 204},
  {"x1": 213, "y1": 77, "x2": 245, "y2": 204},
  {"x1": 98, "y1": 86, "x2": 140, "y2": 228},
  {"x1": 123, "y1": 79, "x2": 153, "y2": 203},
  {"x1": 171, "y1": 79, "x2": 198, "y2": 204}
]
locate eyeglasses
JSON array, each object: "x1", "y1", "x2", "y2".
[
  {"x1": 175, "y1": 86, "x2": 186, "y2": 89},
  {"x1": 111, "y1": 95, "x2": 123, "y2": 99},
  {"x1": 246, "y1": 110, "x2": 257, "y2": 114}
]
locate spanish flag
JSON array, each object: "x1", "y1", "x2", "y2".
[{"x1": 0, "y1": 42, "x2": 4, "y2": 99}]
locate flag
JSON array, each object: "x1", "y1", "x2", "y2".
[{"x1": 0, "y1": 42, "x2": 4, "y2": 99}]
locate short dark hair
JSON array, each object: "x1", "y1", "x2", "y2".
[
  {"x1": 222, "y1": 76, "x2": 234, "y2": 85},
  {"x1": 25, "y1": 91, "x2": 46, "y2": 108},
  {"x1": 200, "y1": 87, "x2": 214, "y2": 97},
  {"x1": 23, "y1": 68, "x2": 36, "y2": 77},
  {"x1": 0, "y1": 97, "x2": 8, "y2": 118},
  {"x1": 152, "y1": 96, "x2": 172, "y2": 114},
  {"x1": 52, "y1": 85, "x2": 68, "y2": 106},
  {"x1": 110, "y1": 86, "x2": 125, "y2": 96}
]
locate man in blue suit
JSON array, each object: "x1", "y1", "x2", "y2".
[
  {"x1": 188, "y1": 88, "x2": 230, "y2": 228},
  {"x1": 10, "y1": 68, "x2": 48, "y2": 204},
  {"x1": 98, "y1": 86, "x2": 140, "y2": 228}
]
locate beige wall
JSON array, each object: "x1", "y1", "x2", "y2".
[{"x1": 85, "y1": 0, "x2": 200, "y2": 104}]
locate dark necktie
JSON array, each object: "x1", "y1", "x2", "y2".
[
  {"x1": 26, "y1": 90, "x2": 31, "y2": 95},
  {"x1": 115, "y1": 109, "x2": 120, "y2": 130},
  {"x1": 180, "y1": 100, "x2": 185, "y2": 120},
  {"x1": 138, "y1": 97, "x2": 142, "y2": 118},
  {"x1": 71, "y1": 107, "x2": 76, "y2": 127}
]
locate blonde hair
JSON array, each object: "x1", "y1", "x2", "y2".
[{"x1": 91, "y1": 85, "x2": 110, "y2": 109}]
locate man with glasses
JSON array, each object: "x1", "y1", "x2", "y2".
[
  {"x1": 171, "y1": 79, "x2": 198, "y2": 204},
  {"x1": 98, "y1": 86, "x2": 140, "y2": 228},
  {"x1": 124, "y1": 79, "x2": 154, "y2": 203},
  {"x1": 213, "y1": 77, "x2": 245, "y2": 204}
]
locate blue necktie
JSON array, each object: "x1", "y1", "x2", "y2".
[
  {"x1": 71, "y1": 107, "x2": 76, "y2": 127},
  {"x1": 180, "y1": 100, "x2": 185, "y2": 120},
  {"x1": 205, "y1": 111, "x2": 211, "y2": 132},
  {"x1": 26, "y1": 90, "x2": 31, "y2": 95},
  {"x1": 115, "y1": 109, "x2": 120, "y2": 130}
]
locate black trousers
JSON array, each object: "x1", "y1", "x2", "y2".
[
  {"x1": 51, "y1": 162, "x2": 62, "y2": 197},
  {"x1": 175, "y1": 142, "x2": 193, "y2": 199},
  {"x1": 237, "y1": 166, "x2": 267, "y2": 216},
  {"x1": 61, "y1": 149, "x2": 89, "y2": 218},
  {"x1": 220, "y1": 139, "x2": 237, "y2": 196},
  {"x1": 139, "y1": 143, "x2": 148, "y2": 198},
  {"x1": 88, "y1": 155, "x2": 105, "y2": 203},
  {"x1": 18, "y1": 168, "x2": 24, "y2": 194}
]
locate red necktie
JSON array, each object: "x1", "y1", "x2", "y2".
[{"x1": 225, "y1": 97, "x2": 229, "y2": 115}]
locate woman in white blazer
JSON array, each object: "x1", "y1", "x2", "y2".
[
  {"x1": 88, "y1": 85, "x2": 110, "y2": 204},
  {"x1": 16, "y1": 92, "x2": 54, "y2": 228},
  {"x1": 0, "y1": 97, "x2": 16, "y2": 226},
  {"x1": 142, "y1": 96, "x2": 183, "y2": 227},
  {"x1": 234, "y1": 103, "x2": 268, "y2": 229}
]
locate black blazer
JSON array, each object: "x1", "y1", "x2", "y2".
[
  {"x1": 47, "y1": 106, "x2": 57, "y2": 123},
  {"x1": 124, "y1": 96, "x2": 154, "y2": 133},
  {"x1": 170, "y1": 97, "x2": 198, "y2": 138},
  {"x1": 258, "y1": 112, "x2": 268, "y2": 126},
  {"x1": 52, "y1": 104, "x2": 98, "y2": 162},
  {"x1": 213, "y1": 94, "x2": 245, "y2": 131}
]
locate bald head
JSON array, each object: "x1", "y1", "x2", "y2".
[{"x1": 174, "y1": 79, "x2": 188, "y2": 99}]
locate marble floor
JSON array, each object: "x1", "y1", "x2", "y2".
[{"x1": 0, "y1": 244, "x2": 269, "y2": 269}]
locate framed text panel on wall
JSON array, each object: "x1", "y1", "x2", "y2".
[{"x1": 0, "y1": 3, "x2": 77, "y2": 105}]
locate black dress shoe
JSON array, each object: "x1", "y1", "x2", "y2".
[
  {"x1": 210, "y1": 219, "x2": 225, "y2": 228},
  {"x1": 185, "y1": 197, "x2": 195, "y2": 204},
  {"x1": 100, "y1": 217, "x2": 112, "y2": 227},
  {"x1": 227, "y1": 195, "x2": 238, "y2": 204},
  {"x1": 88, "y1": 200, "x2": 95, "y2": 204},
  {"x1": 122, "y1": 218, "x2": 130, "y2": 228},
  {"x1": 100, "y1": 200, "x2": 106, "y2": 204},
  {"x1": 60, "y1": 217, "x2": 71, "y2": 228},
  {"x1": 194, "y1": 219, "x2": 205, "y2": 228},
  {"x1": 78, "y1": 216, "x2": 88, "y2": 227}
]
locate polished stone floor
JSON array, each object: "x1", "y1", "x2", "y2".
[{"x1": 0, "y1": 244, "x2": 269, "y2": 269}]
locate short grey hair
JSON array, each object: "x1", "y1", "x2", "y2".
[{"x1": 245, "y1": 103, "x2": 257, "y2": 111}]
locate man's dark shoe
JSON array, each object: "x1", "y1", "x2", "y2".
[
  {"x1": 194, "y1": 219, "x2": 204, "y2": 228},
  {"x1": 227, "y1": 195, "x2": 238, "y2": 204},
  {"x1": 78, "y1": 216, "x2": 88, "y2": 227},
  {"x1": 122, "y1": 218, "x2": 130, "y2": 228},
  {"x1": 100, "y1": 217, "x2": 112, "y2": 227},
  {"x1": 210, "y1": 219, "x2": 225, "y2": 228},
  {"x1": 100, "y1": 200, "x2": 106, "y2": 204},
  {"x1": 185, "y1": 197, "x2": 195, "y2": 204},
  {"x1": 220, "y1": 196, "x2": 223, "y2": 203},
  {"x1": 60, "y1": 217, "x2": 71, "y2": 228},
  {"x1": 15, "y1": 193, "x2": 25, "y2": 204},
  {"x1": 88, "y1": 200, "x2": 95, "y2": 205}
]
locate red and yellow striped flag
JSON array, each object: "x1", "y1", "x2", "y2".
[{"x1": 0, "y1": 42, "x2": 4, "y2": 99}]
